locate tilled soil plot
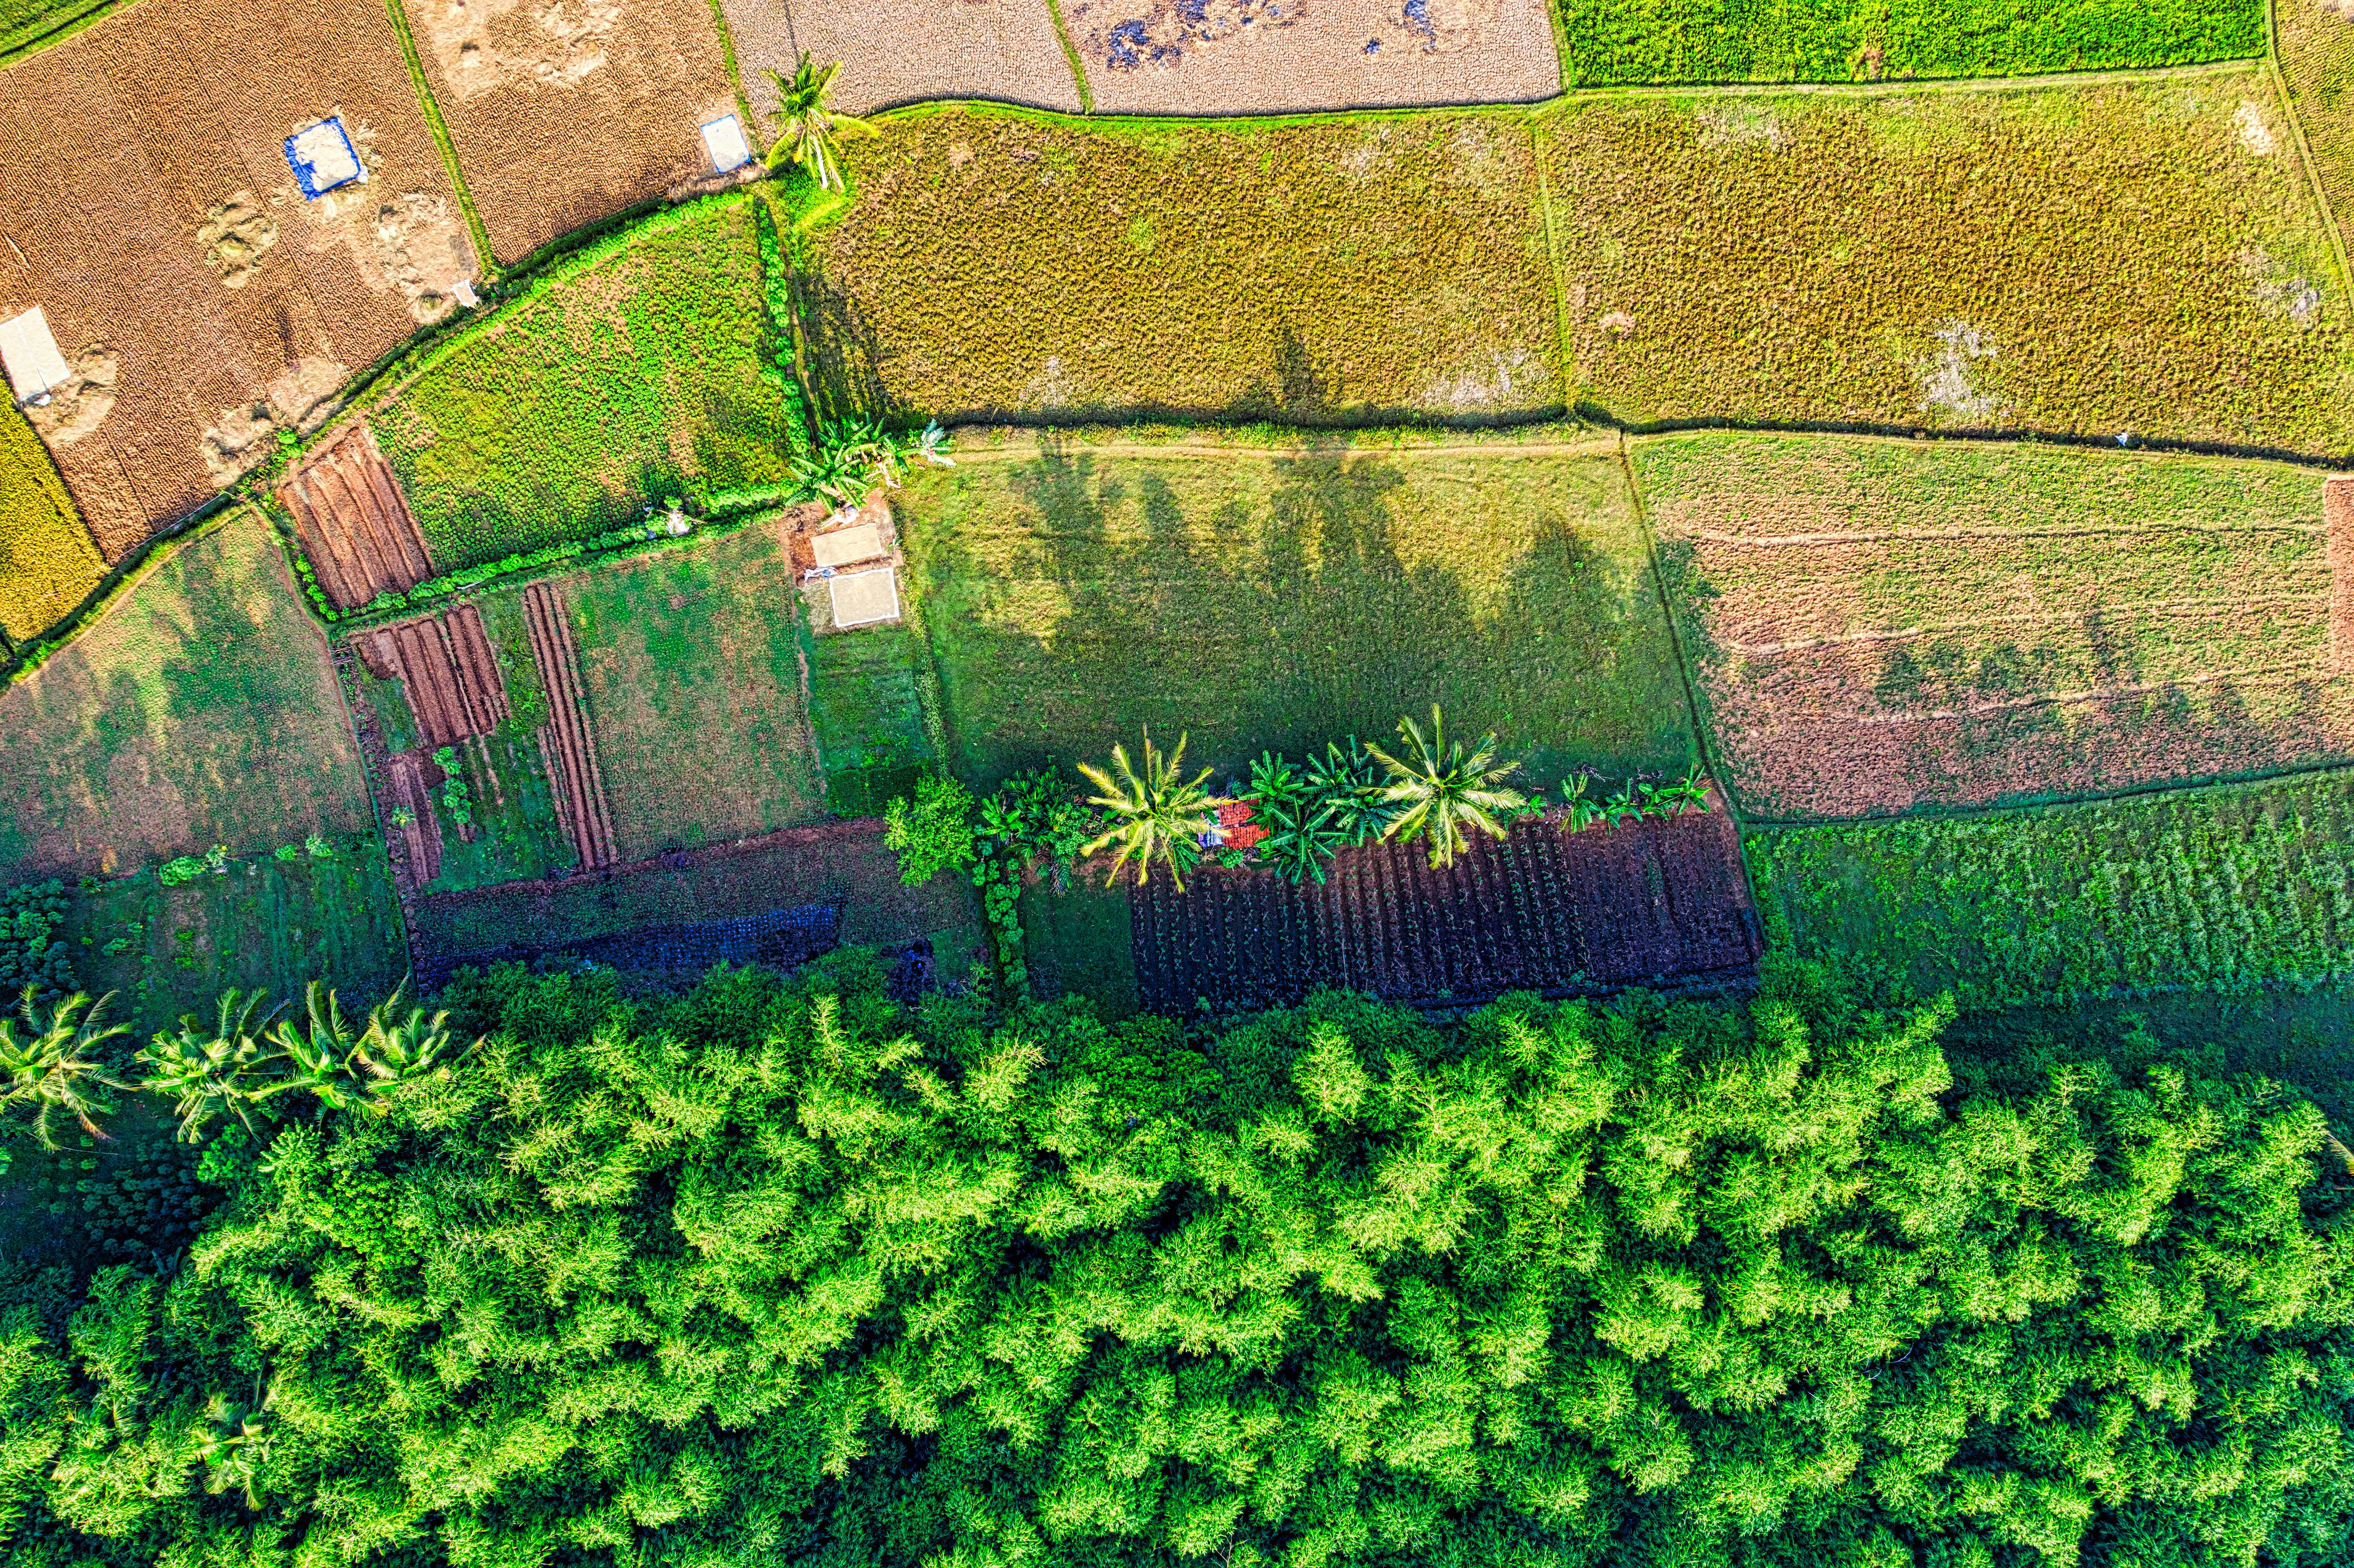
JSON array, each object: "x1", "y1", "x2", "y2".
[
  {"x1": 403, "y1": 0, "x2": 739, "y2": 264},
  {"x1": 1128, "y1": 813, "x2": 1758, "y2": 1015},
  {"x1": 355, "y1": 606, "x2": 509, "y2": 749},
  {"x1": 1068, "y1": 0, "x2": 1558, "y2": 114},
  {"x1": 0, "y1": 0, "x2": 474, "y2": 554},
  {"x1": 279, "y1": 425, "x2": 436, "y2": 608},
  {"x1": 523, "y1": 581, "x2": 619, "y2": 869},
  {"x1": 723, "y1": 0, "x2": 1082, "y2": 117}
]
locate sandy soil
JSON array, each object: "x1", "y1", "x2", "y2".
[
  {"x1": 0, "y1": 0, "x2": 472, "y2": 557},
  {"x1": 405, "y1": 0, "x2": 739, "y2": 263},
  {"x1": 1066, "y1": 0, "x2": 1559, "y2": 114},
  {"x1": 724, "y1": 0, "x2": 1082, "y2": 120}
]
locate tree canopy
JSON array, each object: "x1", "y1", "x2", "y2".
[{"x1": 2, "y1": 957, "x2": 2350, "y2": 1568}]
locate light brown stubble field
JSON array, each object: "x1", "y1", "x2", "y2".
[{"x1": 722, "y1": 0, "x2": 1084, "y2": 118}]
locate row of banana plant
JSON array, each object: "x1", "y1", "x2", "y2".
[
  {"x1": 1078, "y1": 706, "x2": 1713, "y2": 890},
  {"x1": 0, "y1": 982, "x2": 459, "y2": 1152}
]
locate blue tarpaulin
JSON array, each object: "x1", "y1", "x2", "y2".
[{"x1": 284, "y1": 117, "x2": 362, "y2": 199}]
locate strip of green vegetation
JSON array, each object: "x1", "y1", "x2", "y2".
[
  {"x1": 2278, "y1": 0, "x2": 2354, "y2": 285},
  {"x1": 0, "y1": 0, "x2": 116, "y2": 56},
  {"x1": 900, "y1": 429, "x2": 1696, "y2": 789},
  {"x1": 1555, "y1": 0, "x2": 2264, "y2": 87},
  {"x1": 369, "y1": 196, "x2": 795, "y2": 573},
  {"x1": 1018, "y1": 878, "x2": 1138, "y2": 1017},
  {"x1": 818, "y1": 105, "x2": 1559, "y2": 424},
  {"x1": 1748, "y1": 768, "x2": 2354, "y2": 1009},
  {"x1": 378, "y1": 0, "x2": 496, "y2": 280}
]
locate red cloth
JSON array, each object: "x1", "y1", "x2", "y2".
[{"x1": 1219, "y1": 798, "x2": 1267, "y2": 851}]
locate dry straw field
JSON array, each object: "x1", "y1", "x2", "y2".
[
  {"x1": 816, "y1": 106, "x2": 1559, "y2": 423},
  {"x1": 721, "y1": 0, "x2": 1083, "y2": 118},
  {"x1": 2278, "y1": 0, "x2": 2354, "y2": 267},
  {"x1": 1637, "y1": 432, "x2": 2351, "y2": 818},
  {"x1": 1543, "y1": 73, "x2": 2354, "y2": 452}
]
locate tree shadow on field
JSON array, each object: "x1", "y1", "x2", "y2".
[
  {"x1": 792, "y1": 270, "x2": 891, "y2": 425},
  {"x1": 916, "y1": 436, "x2": 1680, "y2": 787}
]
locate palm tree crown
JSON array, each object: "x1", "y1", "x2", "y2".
[
  {"x1": 1078, "y1": 731, "x2": 1219, "y2": 889},
  {"x1": 0, "y1": 987, "x2": 132, "y2": 1148},
  {"x1": 763, "y1": 54, "x2": 875, "y2": 192},
  {"x1": 1365, "y1": 705, "x2": 1528, "y2": 869}
]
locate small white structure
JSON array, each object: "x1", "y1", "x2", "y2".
[
  {"x1": 701, "y1": 114, "x2": 753, "y2": 175},
  {"x1": 830, "y1": 566, "x2": 900, "y2": 628},
  {"x1": 0, "y1": 306, "x2": 72, "y2": 405},
  {"x1": 811, "y1": 521, "x2": 884, "y2": 569}
]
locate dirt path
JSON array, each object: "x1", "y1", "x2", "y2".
[
  {"x1": 523, "y1": 581, "x2": 617, "y2": 870},
  {"x1": 279, "y1": 426, "x2": 436, "y2": 608}
]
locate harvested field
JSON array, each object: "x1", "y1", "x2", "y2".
[
  {"x1": 1747, "y1": 767, "x2": 2354, "y2": 1009},
  {"x1": 0, "y1": 511, "x2": 371, "y2": 880},
  {"x1": 1128, "y1": 812, "x2": 1758, "y2": 1015},
  {"x1": 1542, "y1": 74, "x2": 2354, "y2": 454},
  {"x1": 817, "y1": 107, "x2": 1557, "y2": 422},
  {"x1": 382, "y1": 748, "x2": 447, "y2": 891},
  {"x1": 524, "y1": 580, "x2": 619, "y2": 870},
  {"x1": 0, "y1": 0, "x2": 474, "y2": 551},
  {"x1": 900, "y1": 427, "x2": 1696, "y2": 788},
  {"x1": 403, "y1": 0, "x2": 738, "y2": 263},
  {"x1": 1636, "y1": 431, "x2": 2354, "y2": 817},
  {"x1": 0, "y1": 400, "x2": 102, "y2": 642},
  {"x1": 370, "y1": 196, "x2": 794, "y2": 569},
  {"x1": 2279, "y1": 0, "x2": 2354, "y2": 262},
  {"x1": 355, "y1": 606, "x2": 509, "y2": 748},
  {"x1": 408, "y1": 816, "x2": 980, "y2": 989},
  {"x1": 558, "y1": 517, "x2": 825, "y2": 856},
  {"x1": 1064, "y1": 0, "x2": 1558, "y2": 114},
  {"x1": 722, "y1": 0, "x2": 1082, "y2": 118},
  {"x1": 1556, "y1": 0, "x2": 2264, "y2": 86},
  {"x1": 278, "y1": 425, "x2": 436, "y2": 608}
]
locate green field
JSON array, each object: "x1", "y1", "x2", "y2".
[
  {"x1": 898, "y1": 428, "x2": 1696, "y2": 788},
  {"x1": 1556, "y1": 0, "x2": 2265, "y2": 86},
  {"x1": 369, "y1": 195, "x2": 797, "y2": 573},
  {"x1": 820, "y1": 106, "x2": 1559, "y2": 424},
  {"x1": 1543, "y1": 73, "x2": 2354, "y2": 453},
  {"x1": 0, "y1": 512, "x2": 373, "y2": 880},
  {"x1": 807, "y1": 619, "x2": 941, "y2": 817},
  {"x1": 0, "y1": 0, "x2": 111, "y2": 53},
  {"x1": 1749, "y1": 768, "x2": 2354, "y2": 1009},
  {"x1": 1632, "y1": 431, "x2": 2347, "y2": 817}
]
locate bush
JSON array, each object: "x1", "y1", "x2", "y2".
[
  {"x1": 881, "y1": 771, "x2": 977, "y2": 886},
  {"x1": 0, "y1": 879, "x2": 72, "y2": 1005}
]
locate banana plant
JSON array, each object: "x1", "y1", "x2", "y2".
[
  {"x1": 1603, "y1": 784, "x2": 1645, "y2": 827},
  {"x1": 1559, "y1": 773, "x2": 1606, "y2": 832},
  {"x1": 1256, "y1": 796, "x2": 1350, "y2": 886},
  {"x1": 0, "y1": 987, "x2": 133, "y2": 1149},
  {"x1": 1247, "y1": 751, "x2": 1307, "y2": 809},
  {"x1": 1303, "y1": 737, "x2": 1393, "y2": 846},
  {"x1": 137, "y1": 991, "x2": 282, "y2": 1142}
]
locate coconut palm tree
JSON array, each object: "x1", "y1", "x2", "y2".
[
  {"x1": 258, "y1": 981, "x2": 371, "y2": 1114},
  {"x1": 137, "y1": 990, "x2": 281, "y2": 1142},
  {"x1": 1078, "y1": 730, "x2": 1219, "y2": 889},
  {"x1": 1365, "y1": 705, "x2": 1528, "y2": 869},
  {"x1": 0, "y1": 987, "x2": 132, "y2": 1148},
  {"x1": 345, "y1": 983, "x2": 461, "y2": 1111},
  {"x1": 762, "y1": 54, "x2": 875, "y2": 192}
]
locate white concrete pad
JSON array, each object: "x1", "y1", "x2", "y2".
[
  {"x1": 0, "y1": 306, "x2": 72, "y2": 402},
  {"x1": 812, "y1": 521, "x2": 884, "y2": 568},
  {"x1": 702, "y1": 114, "x2": 752, "y2": 173},
  {"x1": 830, "y1": 566, "x2": 900, "y2": 627}
]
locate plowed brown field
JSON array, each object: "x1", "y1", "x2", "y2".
[
  {"x1": 1638, "y1": 432, "x2": 2354, "y2": 819},
  {"x1": 279, "y1": 425, "x2": 435, "y2": 608},
  {"x1": 356, "y1": 606, "x2": 509, "y2": 749},
  {"x1": 0, "y1": 0, "x2": 472, "y2": 553},
  {"x1": 403, "y1": 0, "x2": 738, "y2": 263},
  {"x1": 524, "y1": 581, "x2": 618, "y2": 869}
]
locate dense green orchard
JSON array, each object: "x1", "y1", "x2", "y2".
[{"x1": 1, "y1": 956, "x2": 2349, "y2": 1567}]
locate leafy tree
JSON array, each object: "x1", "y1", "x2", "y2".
[
  {"x1": 885, "y1": 772, "x2": 981, "y2": 886},
  {"x1": 1366, "y1": 705, "x2": 1528, "y2": 867},
  {"x1": 1080, "y1": 730, "x2": 1219, "y2": 889},
  {"x1": 762, "y1": 53, "x2": 875, "y2": 192},
  {"x1": 0, "y1": 987, "x2": 130, "y2": 1148}
]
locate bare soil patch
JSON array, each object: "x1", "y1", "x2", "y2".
[
  {"x1": 279, "y1": 424, "x2": 436, "y2": 608},
  {"x1": 2331, "y1": 476, "x2": 2354, "y2": 673},
  {"x1": 1067, "y1": 0, "x2": 1557, "y2": 113},
  {"x1": 524, "y1": 580, "x2": 619, "y2": 869},
  {"x1": 0, "y1": 0, "x2": 470, "y2": 554},
  {"x1": 1129, "y1": 812, "x2": 1757, "y2": 1015},
  {"x1": 723, "y1": 0, "x2": 1082, "y2": 118},
  {"x1": 406, "y1": 0, "x2": 738, "y2": 263},
  {"x1": 356, "y1": 606, "x2": 510, "y2": 748}
]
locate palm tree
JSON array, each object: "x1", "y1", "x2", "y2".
[
  {"x1": 0, "y1": 988, "x2": 132, "y2": 1148},
  {"x1": 1365, "y1": 705, "x2": 1528, "y2": 869},
  {"x1": 762, "y1": 54, "x2": 875, "y2": 192},
  {"x1": 345, "y1": 983, "x2": 461, "y2": 1111},
  {"x1": 258, "y1": 982, "x2": 370, "y2": 1113},
  {"x1": 137, "y1": 990, "x2": 280, "y2": 1142},
  {"x1": 1078, "y1": 730, "x2": 1219, "y2": 889}
]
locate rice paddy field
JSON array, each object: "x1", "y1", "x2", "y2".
[
  {"x1": 1542, "y1": 72, "x2": 2354, "y2": 452},
  {"x1": 1746, "y1": 767, "x2": 2354, "y2": 1010},
  {"x1": 898, "y1": 426, "x2": 1696, "y2": 788},
  {"x1": 2277, "y1": 0, "x2": 2354, "y2": 263},
  {"x1": 1555, "y1": 0, "x2": 2266, "y2": 86},
  {"x1": 368, "y1": 196, "x2": 796, "y2": 572},
  {"x1": 1636, "y1": 432, "x2": 2351, "y2": 817},
  {"x1": 0, "y1": 401, "x2": 102, "y2": 644},
  {"x1": 0, "y1": 511, "x2": 373, "y2": 879}
]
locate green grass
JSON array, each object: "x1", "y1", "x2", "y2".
[
  {"x1": 1543, "y1": 74, "x2": 2354, "y2": 454},
  {"x1": 369, "y1": 197, "x2": 795, "y2": 573},
  {"x1": 899, "y1": 427, "x2": 1696, "y2": 789},
  {"x1": 817, "y1": 105, "x2": 1559, "y2": 424},
  {"x1": 0, "y1": 513, "x2": 373, "y2": 881},
  {"x1": 808, "y1": 621, "x2": 941, "y2": 817},
  {"x1": 0, "y1": 0, "x2": 115, "y2": 55},
  {"x1": 1632, "y1": 431, "x2": 2347, "y2": 817},
  {"x1": 1748, "y1": 768, "x2": 2354, "y2": 1011},
  {"x1": 563, "y1": 519, "x2": 827, "y2": 858},
  {"x1": 0, "y1": 400, "x2": 102, "y2": 645},
  {"x1": 1020, "y1": 879, "x2": 1139, "y2": 1019},
  {"x1": 1555, "y1": 0, "x2": 2264, "y2": 87}
]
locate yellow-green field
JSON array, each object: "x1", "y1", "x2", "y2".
[{"x1": 0, "y1": 401, "x2": 103, "y2": 644}]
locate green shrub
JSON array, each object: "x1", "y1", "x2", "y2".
[
  {"x1": 0, "y1": 879, "x2": 71, "y2": 1004},
  {"x1": 881, "y1": 771, "x2": 977, "y2": 886}
]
